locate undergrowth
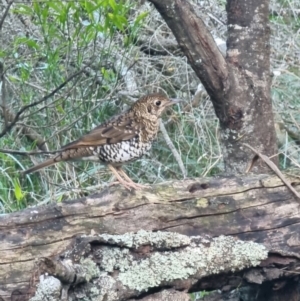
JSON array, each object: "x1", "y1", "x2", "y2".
[{"x1": 0, "y1": 0, "x2": 299, "y2": 213}]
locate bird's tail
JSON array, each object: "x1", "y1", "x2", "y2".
[
  {"x1": 22, "y1": 158, "x2": 58, "y2": 175},
  {"x1": 22, "y1": 148, "x2": 93, "y2": 175}
]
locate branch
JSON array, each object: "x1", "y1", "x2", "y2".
[
  {"x1": 159, "y1": 120, "x2": 186, "y2": 178},
  {"x1": 0, "y1": 108, "x2": 48, "y2": 151},
  {"x1": 0, "y1": 61, "x2": 8, "y2": 129},
  {"x1": 0, "y1": 0, "x2": 14, "y2": 31},
  {"x1": 243, "y1": 143, "x2": 300, "y2": 200},
  {"x1": 0, "y1": 67, "x2": 87, "y2": 139},
  {"x1": 147, "y1": 0, "x2": 229, "y2": 101}
]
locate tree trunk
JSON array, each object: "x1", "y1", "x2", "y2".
[
  {"x1": 1, "y1": 174, "x2": 300, "y2": 301},
  {"x1": 147, "y1": 0, "x2": 278, "y2": 174}
]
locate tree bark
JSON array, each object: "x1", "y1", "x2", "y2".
[
  {"x1": 147, "y1": 0, "x2": 278, "y2": 174},
  {"x1": 1, "y1": 174, "x2": 300, "y2": 301}
]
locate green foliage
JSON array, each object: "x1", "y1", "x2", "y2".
[
  {"x1": 0, "y1": 0, "x2": 148, "y2": 212},
  {"x1": 1, "y1": 0, "x2": 299, "y2": 213},
  {"x1": 272, "y1": 72, "x2": 300, "y2": 169},
  {"x1": 0, "y1": 152, "x2": 29, "y2": 212}
]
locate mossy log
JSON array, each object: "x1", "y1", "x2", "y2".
[{"x1": 1, "y1": 174, "x2": 300, "y2": 301}]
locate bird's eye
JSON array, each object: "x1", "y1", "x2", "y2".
[{"x1": 155, "y1": 100, "x2": 161, "y2": 106}]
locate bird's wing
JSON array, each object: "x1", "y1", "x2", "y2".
[{"x1": 62, "y1": 112, "x2": 143, "y2": 150}]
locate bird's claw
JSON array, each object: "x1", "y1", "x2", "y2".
[
  {"x1": 108, "y1": 165, "x2": 149, "y2": 191},
  {"x1": 109, "y1": 181, "x2": 149, "y2": 191}
]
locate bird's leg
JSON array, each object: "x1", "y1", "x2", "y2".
[
  {"x1": 108, "y1": 164, "x2": 133, "y2": 190},
  {"x1": 117, "y1": 168, "x2": 149, "y2": 190},
  {"x1": 108, "y1": 164, "x2": 148, "y2": 190}
]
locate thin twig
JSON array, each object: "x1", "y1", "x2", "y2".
[
  {"x1": 159, "y1": 120, "x2": 187, "y2": 178},
  {"x1": 243, "y1": 143, "x2": 300, "y2": 200},
  {"x1": 1, "y1": 107, "x2": 48, "y2": 151},
  {"x1": 0, "y1": 67, "x2": 88, "y2": 139},
  {"x1": 0, "y1": 62, "x2": 8, "y2": 129},
  {"x1": 0, "y1": 0, "x2": 14, "y2": 31}
]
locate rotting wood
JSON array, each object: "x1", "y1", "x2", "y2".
[{"x1": 1, "y1": 174, "x2": 300, "y2": 300}]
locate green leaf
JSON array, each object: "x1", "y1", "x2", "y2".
[
  {"x1": 32, "y1": 1, "x2": 41, "y2": 15},
  {"x1": 108, "y1": 13, "x2": 127, "y2": 31},
  {"x1": 15, "y1": 37, "x2": 40, "y2": 50},
  {"x1": 134, "y1": 11, "x2": 148, "y2": 26},
  {"x1": 56, "y1": 104, "x2": 65, "y2": 114},
  {"x1": 95, "y1": 23, "x2": 104, "y2": 33},
  {"x1": 0, "y1": 50, "x2": 7, "y2": 58},
  {"x1": 108, "y1": 0, "x2": 117, "y2": 11},
  {"x1": 57, "y1": 195, "x2": 64, "y2": 203},
  {"x1": 48, "y1": 1, "x2": 63, "y2": 13},
  {"x1": 84, "y1": 0, "x2": 96, "y2": 13},
  {"x1": 12, "y1": 4, "x2": 33, "y2": 16},
  {"x1": 14, "y1": 179, "x2": 24, "y2": 202}
]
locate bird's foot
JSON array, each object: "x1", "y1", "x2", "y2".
[
  {"x1": 108, "y1": 165, "x2": 149, "y2": 191},
  {"x1": 109, "y1": 180, "x2": 148, "y2": 191},
  {"x1": 117, "y1": 168, "x2": 149, "y2": 190},
  {"x1": 127, "y1": 181, "x2": 149, "y2": 190}
]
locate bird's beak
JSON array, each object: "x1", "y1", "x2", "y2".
[{"x1": 166, "y1": 98, "x2": 182, "y2": 106}]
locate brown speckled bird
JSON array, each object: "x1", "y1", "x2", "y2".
[{"x1": 23, "y1": 93, "x2": 180, "y2": 190}]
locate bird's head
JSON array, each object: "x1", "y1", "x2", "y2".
[{"x1": 133, "y1": 93, "x2": 180, "y2": 118}]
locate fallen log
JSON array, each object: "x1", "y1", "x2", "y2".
[{"x1": 1, "y1": 173, "x2": 300, "y2": 301}]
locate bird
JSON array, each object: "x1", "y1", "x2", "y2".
[{"x1": 22, "y1": 93, "x2": 180, "y2": 190}]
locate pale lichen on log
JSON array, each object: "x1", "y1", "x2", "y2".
[
  {"x1": 30, "y1": 276, "x2": 62, "y2": 301},
  {"x1": 96, "y1": 231, "x2": 267, "y2": 291},
  {"x1": 30, "y1": 230, "x2": 268, "y2": 301}
]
